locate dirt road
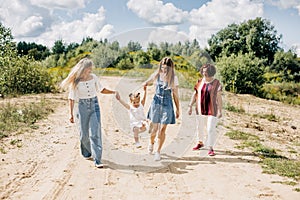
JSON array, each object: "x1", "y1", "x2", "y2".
[{"x1": 1, "y1": 76, "x2": 299, "y2": 199}]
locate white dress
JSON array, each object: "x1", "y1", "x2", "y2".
[{"x1": 129, "y1": 104, "x2": 146, "y2": 131}]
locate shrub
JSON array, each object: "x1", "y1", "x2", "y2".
[
  {"x1": 0, "y1": 55, "x2": 54, "y2": 95},
  {"x1": 262, "y1": 82, "x2": 300, "y2": 104},
  {"x1": 217, "y1": 53, "x2": 266, "y2": 96}
]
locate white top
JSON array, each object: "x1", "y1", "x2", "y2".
[
  {"x1": 129, "y1": 104, "x2": 146, "y2": 129},
  {"x1": 68, "y1": 74, "x2": 104, "y2": 100}
]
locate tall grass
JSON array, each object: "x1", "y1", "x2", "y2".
[{"x1": 0, "y1": 98, "x2": 54, "y2": 140}]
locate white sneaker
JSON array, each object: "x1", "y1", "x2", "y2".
[
  {"x1": 84, "y1": 156, "x2": 93, "y2": 161},
  {"x1": 135, "y1": 142, "x2": 142, "y2": 148},
  {"x1": 148, "y1": 143, "x2": 154, "y2": 154},
  {"x1": 154, "y1": 152, "x2": 161, "y2": 161},
  {"x1": 95, "y1": 163, "x2": 104, "y2": 168}
]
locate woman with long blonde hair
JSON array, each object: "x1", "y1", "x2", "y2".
[
  {"x1": 61, "y1": 58, "x2": 119, "y2": 168},
  {"x1": 143, "y1": 57, "x2": 180, "y2": 161}
]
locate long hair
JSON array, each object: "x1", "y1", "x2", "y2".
[
  {"x1": 150, "y1": 57, "x2": 175, "y2": 88},
  {"x1": 60, "y1": 58, "x2": 94, "y2": 90}
]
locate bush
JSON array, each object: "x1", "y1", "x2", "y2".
[
  {"x1": 0, "y1": 56, "x2": 54, "y2": 95},
  {"x1": 262, "y1": 82, "x2": 300, "y2": 104},
  {"x1": 217, "y1": 53, "x2": 266, "y2": 96}
]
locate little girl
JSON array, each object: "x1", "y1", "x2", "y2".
[{"x1": 116, "y1": 85, "x2": 148, "y2": 148}]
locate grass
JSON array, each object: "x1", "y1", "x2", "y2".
[
  {"x1": 0, "y1": 98, "x2": 55, "y2": 141},
  {"x1": 271, "y1": 180, "x2": 298, "y2": 186},
  {"x1": 253, "y1": 113, "x2": 279, "y2": 122},
  {"x1": 224, "y1": 103, "x2": 245, "y2": 113},
  {"x1": 225, "y1": 129, "x2": 300, "y2": 183},
  {"x1": 225, "y1": 130, "x2": 259, "y2": 141},
  {"x1": 261, "y1": 158, "x2": 300, "y2": 181}
]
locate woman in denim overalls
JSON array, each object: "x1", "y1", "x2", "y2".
[
  {"x1": 61, "y1": 58, "x2": 118, "y2": 168},
  {"x1": 144, "y1": 57, "x2": 180, "y2": 161}
]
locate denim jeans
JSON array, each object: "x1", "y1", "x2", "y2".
[{"x1": 78, "y1": 97, "x2": 102, "y2": 165}]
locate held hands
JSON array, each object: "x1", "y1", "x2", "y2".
[{"x1": 143, "y1": 81, "x2": 151, "y2": 87}]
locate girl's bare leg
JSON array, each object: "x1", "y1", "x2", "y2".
[
  {"x1": 150, "y1": 123, "x2": 158, "y2": 144},
  {"x1": 148, "y1": 123, "x2": 158, "y2": 153},
  {"x1": 157, "y1": 124, "x2": 167, "y2": 153},
  {"x1": 133, "y1": 127, "x2": 139, "y2": 143}
]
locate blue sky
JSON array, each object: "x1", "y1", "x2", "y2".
[{"x1": 0, "y1": 0, "x2": 299, "y2": 55}]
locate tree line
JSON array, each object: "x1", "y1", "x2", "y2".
[{"x1": 1, "y1": 17, "x2": 300, "y2": 104}]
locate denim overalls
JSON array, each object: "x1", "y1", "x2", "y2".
[{"x1": 147, "y1": 76, "x2": 175, "y2": 124}]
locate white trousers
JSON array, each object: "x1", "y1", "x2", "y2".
[{"x1": 195, "y1": 115, "x2": 218, "y2": 147}]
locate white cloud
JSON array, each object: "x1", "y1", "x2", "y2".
[
  {"x1": 188, "y1": 0, "x2": 264, "y2": 47},
  {"x1": 268, "y1": 0, "x2": 300, "y2": 15},
  {"x1": 147, "y1": 26, "x2": 188, "y2": 45},
  {"x1": 0, "y1": 1, "x2": 113, "y2": 47},
  {"x1": 0, "y1": 0, "x2": 50, "y2": 37},
  {"x1": 25, "y1": 7, "x2": 114, "y2": 47},
  {"x1": 268, "y1": 0, "x2": 300, "y2": 9},
  {"x1": 127, "y1": 0, "x2": 188, "y2": 25},
  {"x1": 108, "y1": 27, "x2": 188, "y2": 49},
  {"x1": 19, "y1": 15, "x2": 44, "y2": 36},
  {"x1": 29, "y1": 0, "x2": 86, "y2": 10}
]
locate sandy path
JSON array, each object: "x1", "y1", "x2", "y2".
[{"x1": 0, "y1": 76, "x2": 299, "y2": 200}]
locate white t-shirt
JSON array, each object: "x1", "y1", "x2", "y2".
[
  {"x1": 68, "y1": 74, "x2": 104, "y2": 100},
  {"x1": 129, "y1": 104, "x2": 146, "y2": 130}
]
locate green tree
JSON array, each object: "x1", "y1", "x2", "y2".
[
  {"x1": 217, "y1": 53, "x2": 266, "y2": 96},
  {"x1": 208, "y1": 17, "x2": 282, "y2": 65},
  {"x1": 66, "y1": 42, "x2": 79, "y2": 52},
  {"x1": 111, "y1": 41, "x2": 120, "y2": 51},
  {"x1": 17, "y1": 41, "x2": 50, "y2": 60},
  {"x1": 116, "y1": 57, "x2": 134, "y2": 70},
  {"x1": 0, "y1": 56, "x2": 54, "y2": 95},
  {"x1": 159, "y1": 42, "x2": 171, "y2": 57},
  {"x1": 0, "y1": 22, "x2": 16, "y2": 57},
  {"x1": 147, "y1": 43, "x2": 161, "y2": 61},
  {"x1": 52, "y1": 40, "x2": 66, "y2": 54},
  {"x1": 127, "y1": 41, "x2": 142, "y2": 52},
  {"x1": 269, "y1": 50, "x2": 300, "y2": 82},
  {"x1": 91, "y1": 44, "x2": 119, "y2": 68},
  {"x1": 133, "y1": 51, "x2": 151, "y2": 68}
]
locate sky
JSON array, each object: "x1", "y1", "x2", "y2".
[{"x1": 0, "y1": 0, "x2": 300, "y2": 55}]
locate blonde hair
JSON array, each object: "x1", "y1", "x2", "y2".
[
  {"x1": 60, "y1": 58, "x2": 94, "y2": 90},
  {"x1": 150, "y1": 57, "x2": 175, "y2": 88}
]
